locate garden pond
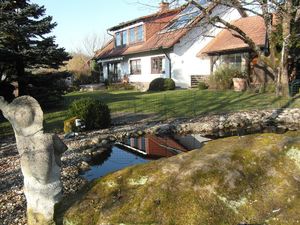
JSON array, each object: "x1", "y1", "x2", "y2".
[{"x1": 83, "y1": 134, "x2": 211, "y2": 181}]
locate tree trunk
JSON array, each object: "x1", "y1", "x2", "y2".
[
  {"x1": 276, "y1": 0, "x2": 292, "y2": 97},
  {"x1": 16, "y1": 57, "x2": 28, "y2": 96}
]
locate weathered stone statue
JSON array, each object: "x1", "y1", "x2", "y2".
[{"x1": 0, "y1": 96, "x2": 67, "y2": 225}]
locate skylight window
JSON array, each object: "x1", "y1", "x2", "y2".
[{"x1": 163, "y1": 5, "x2": 201, "y2": 32}]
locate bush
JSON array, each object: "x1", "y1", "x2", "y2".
[
  {"x1": 164, "y1": 78, "x2": 176, "y2": 90},
  {"x1": 208, "y1": 66, "x2": 240, "y2": 90},
  {"x1": 198, "y1": 81, "x2": 208, "y2": 90},
  {"x1": 27, "y1": 71, "x2": 72, "y2": 109},
  {"x1": 107, "y1": 83, "x2": 135, "y2": 91},
  {"x1": 68, "y1": 98, "x2": 111, "y2": 130},
  {"x1": 148, "y1": 78, "x2": 165, "y2": 91},
  {"x1": 148, "y1": 78, "x2": 176, "y2": 91},
  {"x1": 264, "y1": 82, "x2": 276, "y2": 93}
]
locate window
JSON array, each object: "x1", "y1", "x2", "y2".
[
  {"x1": 137, "y1": 25, "x2": 144, "y2": 42},
  {"x1": 116, "y1": 25, "x2": 144, "y2": 47},
  {"x1": 122, "y1": 30, "x2": 127, "y2": 46},
  {"x1": 163, "y1": 5, "x2": 200, "y2": 32},
  {"x1": 130, "y1": 59, "x2": 141, "y2": 74},
  {"x1": 116, "y1": 32, "x2": 121, "y2": 46},
  {"x1": 151, "y1": 57, "x2": 164, "y2": 74},
  {"x1": 129, "y1": 28, "x2": 135, "y2": 44},
  {"x1": 213, "y1": 53, "x2": 245, "y2": 73},
  {"x1": 222, "y1": 54, "x2": 242, "y2": 70}
]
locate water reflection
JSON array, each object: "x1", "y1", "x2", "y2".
[
  {"x1": 83, "y1": 134, "x2": 211, "y2": 181},
  {"x1": 117, "y1": 134, "x2": 188, "y2": 158}
]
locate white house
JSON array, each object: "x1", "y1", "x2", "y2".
[{"x1": 94, "y1": 1, "x2": 265, "y2": 89}]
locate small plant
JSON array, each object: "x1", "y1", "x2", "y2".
[
  {"x1": 164, "y1": 78, "x2": 176, "y2": 90},
  {"x1": 198, "y1": 81, "x2": 208, "y2": 90},
  {"x1": 233, "y1": 70, "x2": 247, "y2": 79},
  {"x1": 68, "y1": 98, "x2": 111, "y2": 130},
  {"x1": 208, "y1": 66, "x2": 241, "y2": 90},
  {"x1": 107, "y1": 83, "x2": 135, "y2": 91},
  {"x1": 148, "y1": 78, "x2": 165, "y2": 91},
  {"x1": 258, "y1": 82, "x2": 276, "y2": 93},
  {"x1": 104, "y1": 79, "x2": 110, "y2": 87}
]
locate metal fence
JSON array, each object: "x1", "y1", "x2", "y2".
[
  {"x1": 62, "y1": 89, "x2": 300, "y2": 125},
  {"x1": 290, "y1": 79, "x2": 300, "y2": 97}
]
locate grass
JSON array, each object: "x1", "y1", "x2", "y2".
[{"x1": 1, "y1": 89, "x2": 299, "y2": 137}]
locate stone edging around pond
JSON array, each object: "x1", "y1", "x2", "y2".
[
  {"x1": 64, "y1": 108, "x2": 300, "y2": 153},
  {"x1": 59, "y1": 108, "x2": 300, "y2": 197}
]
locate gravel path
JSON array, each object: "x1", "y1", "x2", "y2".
[{"x1": 0, "y1": 136, "x2": 89, "y2": 225}]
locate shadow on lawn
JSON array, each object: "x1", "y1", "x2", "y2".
[
  {"x1": 64, "y1": 90, "x2": 144, "y2": 106},
  {"x1": 155, "y1": 91, "x2": 261, "y2": 119}
]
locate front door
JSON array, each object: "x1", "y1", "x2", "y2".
[{"x1": 107, "y1": 62, "x2": 121, "y2": 83}]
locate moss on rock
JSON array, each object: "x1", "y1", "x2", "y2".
[{"x1": 59, "y1": 132, "x2": 300, "y2": 225}]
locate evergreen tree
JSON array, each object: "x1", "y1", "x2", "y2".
[{"x1": 0, "y1": 0, "x2": 70, "y2": 96}]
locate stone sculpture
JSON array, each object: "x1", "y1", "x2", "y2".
[{"x1": 0, "y1": 96, "x2": 67, "y2": 225}]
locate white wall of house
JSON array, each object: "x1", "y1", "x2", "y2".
[
  {"x1": 127, "y1": 53, "x2": 171, "y2": 83},
  {"x1": 101, "y1": 53, "x2": 171, "y2": 83},
  {"x1": 171, "y1": 6, "x2": 241, "y2": 88}
]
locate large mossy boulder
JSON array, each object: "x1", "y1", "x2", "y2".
[{"x1": 59, "y1": 132, "x2": 300, "y2": 225}]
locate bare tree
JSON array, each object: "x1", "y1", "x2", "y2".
[
  {"x1": 78, "y1": 33, "x2": 109, "y2": 57},
  {"x1": 187, "y1": 0, "x2": 300, "y2": 96}
]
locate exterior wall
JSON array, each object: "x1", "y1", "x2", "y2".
[
  {"x1": 171, "y1": 6, "x2": 241, "y2": 88},
  {"x1": 126, "y1": 53, "x2": 171, "y2": 83},
  {"x1": 100, "y1": 52, "x2": 171, "y2": 84}
]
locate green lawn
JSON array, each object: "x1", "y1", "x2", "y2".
[{"x1": 1, "y1": 89, "x2": 299, "y2": 137}]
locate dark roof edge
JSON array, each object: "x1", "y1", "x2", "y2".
[
  {"x1": 202, "y1": 44, "x2": 265, "y2": 56},
  {"x1": 97, "y1": 46, "x2": 173, "y2": 61}
]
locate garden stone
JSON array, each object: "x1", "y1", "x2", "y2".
[
  {"x1": 0, "y1": 96, "x2": 67, "y2": 225},
  {"x1": 78, "y1": 161, "x2": 91, "y2": 172}
]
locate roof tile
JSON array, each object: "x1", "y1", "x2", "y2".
[{"x1": 197, "y1": 16, "x2": 266, "y2": 56}]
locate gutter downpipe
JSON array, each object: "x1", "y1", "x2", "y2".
[{"x1": 161, "y1": 47, "x2": 172, "y2": 79}]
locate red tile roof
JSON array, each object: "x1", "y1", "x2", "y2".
[
  {"x1": 108, "y1": 7, "x2": 184, "y2": 31},
  {"x1": 197, "y1": 16, "x2": 266, "y2": 56},
  {"x1": 95, "y1": 3, "x2": 217, "y2": 60}
]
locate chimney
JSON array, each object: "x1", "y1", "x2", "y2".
[{"x1": 159, "y1": 1, "x2": 169, "y2": 12}]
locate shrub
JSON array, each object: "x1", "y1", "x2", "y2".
[
  {"x1": 148, "y1": 78, "x2": 176, "y2": 91},
  {"x1": 264, "y1": 82, "x2": 276, "y2": 93},
  {"x1": 198, "y1": 81, "x2": 208, "y2": 90},
  {"x1": 68, "y1": 98, "x2": 111, "y2": 130},
  {"x1": 164, "y1": 78, "x2": 176, "y2": 90},
  {"x1": 27, "y1": 71, "x2": 71, "y2": 109},
  {"x1": 107, "y1": 83, "x2": 135, "y2": 91},
  {"x1": 148, "y1": 78, "x2": 165, "y2": 91},
  {"x1": 208, "y1": 66, "x2": 240, "y2": 90},
  {"x1": 104, "y1": 79, "x2": 110, "y2": 87}
]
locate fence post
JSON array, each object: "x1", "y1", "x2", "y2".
[
  {"x1": 134, "y1": 100, "x2": 137, "y2": 114},
  {"x1": 143, "y1": 96, "x2": 146, "y2": 115},
  {"x1": 164, "y1": 94, "x2": 167, "y2": 121},
  {"x1": 193, "y1": 91, "x2": 196, "y2": 117}
]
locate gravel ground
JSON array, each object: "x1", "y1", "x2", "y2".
[{"x1": 0, "y1": 136, "x2": 89, "y2": 225}]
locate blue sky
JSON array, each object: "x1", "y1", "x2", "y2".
[{"x1": 31, "y1": 0, "x2": 171, "y2": 53}]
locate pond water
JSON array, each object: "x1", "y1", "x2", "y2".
[
  {"x1": 83, "y1": 134, "x2": 211, "y2": 181},
  {"x1": 83, "y1": 146, "x2": 149, "y2": 181}
]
